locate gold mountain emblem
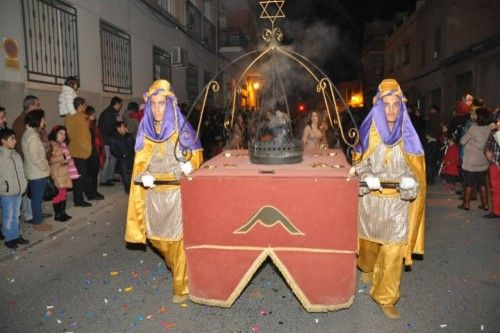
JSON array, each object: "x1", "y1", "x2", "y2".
[{"x1": 234, "y1": 205, "x2": 304, "y2": 235}]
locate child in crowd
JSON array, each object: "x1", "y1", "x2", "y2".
[
  {"x1": 48, "y1": 126, "x2": 79, "y2": 221},
  {"x1": 441, "y1": 135, "x2": 461, "y2": 191},
  {"x1": 0, "y1": 128, "x2": 29, "y2": 249},
  {"x1": 58, "y1": 76, "x2": 79, "y2": 116},
  {"x1": 109, "y1": 122, "x2": 135, "y2": 193}
]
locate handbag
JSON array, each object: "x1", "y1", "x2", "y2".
[{"x1": 27, "y1": 178, "x2": 59, "y2": 202}]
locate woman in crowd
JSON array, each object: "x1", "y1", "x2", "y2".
[
  {"x1": 22, "y1": 110, "x2": 52, "y2": 231},
  {"x1": 229, "y1": 113, "x2": 246, "y2": 149},
  {"x1": 459, "y1": 107, "x2": 492, "y2": 211},
  {"x1": 48, "y1": 126, "x2": 77, "y2": 221},
  {"x1": 302, "y1": 110, "x2": 325, "y2": 154}
]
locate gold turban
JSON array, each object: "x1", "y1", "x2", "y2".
[
  {"x1": 143, "y1": 79, "x2": 175, "y2": 101},
  {"x1": 373, "y1": 78, "x2": 407, "y2": 105}
]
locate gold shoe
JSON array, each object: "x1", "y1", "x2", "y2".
[
  {"x1": 360, "y1": 272, "x2": 372, "y2": 284},
  {"x1": 379, "y1": 304, "x2": 400, "y2": 319},
  {"x1": 172, "y1": 294, "x2": 189, "y2": 304}
]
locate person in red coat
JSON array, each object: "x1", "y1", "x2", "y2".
[{"x1": 441, "y1": 135, "x2": 460, "y2": 191}]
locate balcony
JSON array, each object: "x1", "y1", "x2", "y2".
[
  {"x1": 219, "y1": 28, "x2": 248, "y2": 54},
  {"x1": 203, "y1": 17, "x2": 216, "y2": 51}
]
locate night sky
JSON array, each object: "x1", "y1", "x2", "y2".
[{"x1": 261, "y1": 0, "x2": 416, "y2": 82}]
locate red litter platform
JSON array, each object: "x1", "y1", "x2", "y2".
[{"x1": 181, "y1": 149, "x2": 358, "y2": 312}]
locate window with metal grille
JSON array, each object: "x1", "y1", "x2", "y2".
[
  {"x1": 186, "y1": 63, "x2": 198, "y2": 102},
  {"x1": 157, "y1": 0, "x2": 173, "y2": 14},
  {"x1": 434, "y1": 27, "x2": 441, "y2": 59},
  {"x1": 402, "y1": 43, "x2": 410, "y2": 65},
  {"x1": 186, "y1": 0, "x2": 202, "y2": 39},
  {"x1": 21, "y1": 0, "x2": 79, "y2": 85},
  {"x1": 100, "y1": 21, "x2": 132, "y2": 94},
  {"x1": 153, "y1": 46, "x2": 171, "y2": 82},
  {"x1": 420, "y1": 39, "x2": 426, "y2": 67},
  {"x1": 204, "y1": 70, "x2": 214, "y2": 106}
]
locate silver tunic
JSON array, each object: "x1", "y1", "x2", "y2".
[
  {"x1": 144, "y1": 139, "x2": 183, "y2": 241},
  {"x1": 355, "y1": 143, "x2": 418, "y2": 244}
]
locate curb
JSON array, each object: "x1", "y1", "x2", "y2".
[{"x1": 0, "y1": 185, "x2": 127, "y2": 263}]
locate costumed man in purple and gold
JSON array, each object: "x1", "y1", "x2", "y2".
[
  {"x1": 353, "y1": 79, "x2": 426, "y2": 319},
  {"x1": 125, "y1": 80, "x2": 203, "y2": 304}
]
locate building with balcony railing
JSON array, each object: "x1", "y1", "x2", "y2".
[
  {"x1": 380, "y1": 0, "x2": 500, "y2": 116},
  {"x1": 0, "y1": 0, "x2": 238, "y2": 130}
]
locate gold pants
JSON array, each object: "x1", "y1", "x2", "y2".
[
  {"x1": 357, "y1": 238, "x2": 404, "y2": 305},
  {"x1": 149, "y1": 238, "x2": 189, "y2": 296}
]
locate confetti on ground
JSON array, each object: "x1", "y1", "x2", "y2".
[
  {"x1": 180, "y1": 303, "x2": 189, "y2": 308},
  {"x1": 104, "y1": 299, "x2": 108, "y2": 304},
  {"x1": 102, "y1": 253, "x2": 108, "y2": 257},
  {"x1": 56, "y1": 319, "x2": 61, "y2": 324},
  {"x1": 260, "y1": 308, "x2": 269, "y2": 316},
  {"x1": 252, "y1": 324, "x2": 261, "y2": 332},
  {"x1": 86, "y1": 311, "x2": 94, "y2": 319},
  {"x1": 160, "y1": 322, "x2": 176, "y2": 329},
  {"x1": 146, "y1": 315, "x2": 153, "y2": 320},
  {"x1": 481, "y1": 325, "x2": 484, "y2": 331},
  {"x1": 124, "y1": 286, "x2": 133, "y2": 292},
  {"x1": 315, "y1": 319, "x2": 319, "y2": 323},
  {"x1": 110, "y1": 271, "x2": 119, "y2": 276},
  {"x1": 440, "y1": 324, "x2": 447, "y2": 328},
  {"x1": 407, "y1": 322, "x2": 415, "y2": 329},
  {"x1": 47, "y1": 305, "x2": 54, "y2": 309},
  {"x1": 158, "y1": 306, "x2": 168, "y2": 313}
]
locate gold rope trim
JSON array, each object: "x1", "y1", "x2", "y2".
[
  {"x1": 186, "y1": 244, "x2": 355, "y2": 254},
  {"x1": 187, "y1": 248, "x2": 355, "y2": 312}
]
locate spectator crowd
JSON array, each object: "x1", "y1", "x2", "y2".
[{"x1": 0, "y1": 77, "x2": 139, "y2": 250}]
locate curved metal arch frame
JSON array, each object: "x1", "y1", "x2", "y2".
[{"x1": 174, "y1": 28, "x2": 361, "y2": 162}]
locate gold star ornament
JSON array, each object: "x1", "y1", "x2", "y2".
[{"x1": 259, "y1": 0, "x2": 285, "y2": 27}]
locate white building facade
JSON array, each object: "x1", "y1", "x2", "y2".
[{"x1": 0, "y1": 0, "x2": 229, "y2": 128}]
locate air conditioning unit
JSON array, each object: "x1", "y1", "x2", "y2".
[{"x1": 171, "y1": 47, "x2": 187, "y2": 67}]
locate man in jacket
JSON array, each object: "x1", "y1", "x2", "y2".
[
  {"x1": 98, "y1": 96, "x2": 122, "y2": 186},
  {"x1": 65, "y1": 97, "x2": 92, "y2": 207}
]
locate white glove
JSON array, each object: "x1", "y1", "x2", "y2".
[
  {"x1": 141, "y1": 173, "x2": 155, "y2": 188},
  {"x1": 180, "y1": 162, "x2": 193, "y2": 175},
  {"x1": 365, "y1": 176, "x2": 381, "y2": 190},
  {"x1": 400, "y1": 177, "x2": 417, "y2": 190}
]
